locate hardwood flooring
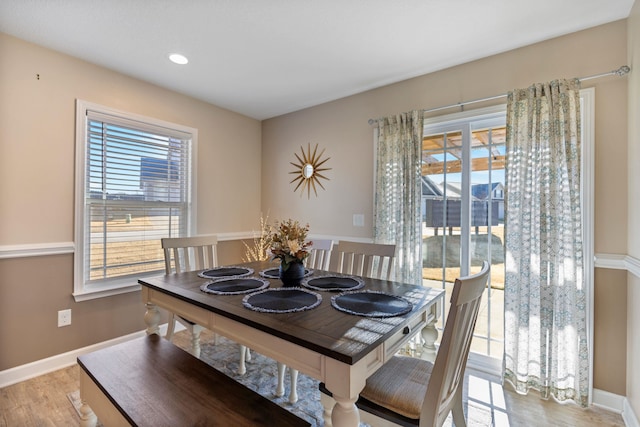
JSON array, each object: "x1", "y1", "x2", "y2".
[
  {"x1": 0, "y1": 365, "x2": 80, "y2": 426},
  {"x1": 0, "y1": 333, "x2": 626, "y2": 426}
]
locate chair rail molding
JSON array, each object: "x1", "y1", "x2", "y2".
[
  {"x1": 0, "y1": 242, "x2": 75, "y2": 259},
  {"x1": 0, "y1": 233, "x2": 256, "y2": 260},
  {"x1": 2, "y1": 245, "x2": 637, "y2": 276},
  {"x1": 595, "y1": 252, "x2": 640, "y2": 279}
]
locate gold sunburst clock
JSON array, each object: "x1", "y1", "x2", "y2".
[{"x1": 289, "y1": 143, "x2": 331, "y2": 198}]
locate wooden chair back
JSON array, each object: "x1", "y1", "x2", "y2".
[
  {"x1": 422, "y1": 261, "x2": 490, "y2": 426},
  {"x1": 161, "y1": 235, "x2": 219, "y2": 274},
  {"x1": 305, "y1": 239, "x2": 333, "y2": 271},
  {"x1": 328, "y1": 241, "x2": 396, "y2": 280}
]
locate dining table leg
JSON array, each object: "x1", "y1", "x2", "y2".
[
  {"x1": 330, "y1": 394, "x2": 360, "y2": 427},
  {"x1": 420, "y1": 318, "x2": 438, "y2": 362},
  {"x1": 144, "y1": 302, "x2": 161, "y2": 335}
]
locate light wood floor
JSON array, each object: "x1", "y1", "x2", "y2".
[{"x1": 0, "y1": 348, "x2": 626, "y2": 426}]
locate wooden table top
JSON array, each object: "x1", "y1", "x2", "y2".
[{"x1": 138, "y1": 260, "x2": 444, "y2": 365}]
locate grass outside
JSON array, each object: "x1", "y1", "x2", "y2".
[
  {"x1": 422, "y1": 224, "x2": 505, "y2": 289},
  {"x1": 421, "y1": 225, "x2": 506, "y2": 358},
  {"x1": 89, "y1": 216, "x2": 168, "y2": 280}
]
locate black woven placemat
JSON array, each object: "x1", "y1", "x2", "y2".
[
  {"x1": 198, "y1": 266, "x2": 253, "y2": 279},
  {"x1": 301, "y1": 274, "x2": 365, "y2": 292},
  {"x1": 259, "y1": 267, "x2": 314, "y2": 279},
  {"x1": 200, "y1": 277, "x2": 270, "y2": 295},
  {"x1": 331, "y1": 290, "x2": 413, "y2": 318},
  {"x1": 242, "y1": 288, "x2": 322, "y2": 313}
]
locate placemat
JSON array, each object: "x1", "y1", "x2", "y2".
[
  {"x1": 259, "y1": 267, "x2": 314, "y2": 279},
  {"x1": 200, "y1": 277, "x2": 270, "y2": 295},
  {"x1": 243, "y1": 288, "x2": 322, "y2": 313},
  {"x1": 198, "y1": 266, "x2": 253, "y2": 279},
  {"x1": 301, "y1": 274, "x2": 365, "y2": 292},
  {"x1": 331, "y1": 290, "x2": 413, "y2": 318}
]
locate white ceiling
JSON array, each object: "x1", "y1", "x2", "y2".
[{"x1": 0, "y1": 0, "x2": 634, "y2": 120}]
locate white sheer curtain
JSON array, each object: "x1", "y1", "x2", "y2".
[
  {"x1": 503, "y1": 79, "x2": 589, "y2": 406},
  {"x1": 373, "y1": 111, "x2": 423, "y2": 285}
]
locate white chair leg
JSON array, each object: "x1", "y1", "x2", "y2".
[
  {"x1": 238, "y1": 345, "x2": 247, "y2": 375},
  {"x1": 288, "y1": 368, "x2": 299, "y2": 403},
  {"x1": 276, "y1": 362, "x2": 286, "y2": 397},
  {"x1": 451, "y1": 386, "x2": 467, "y2": 427},
  {"x1": 245, "y1": 347, "x2": 251, "y2": 361},
  {"x1": 165, "y1": 313, "x2": 177, "y2": 340},
  {"x1": 190, "y1": 327, "x2": 201, "y2": 358},
  {"x1": 320, "y1": 392, "x2": 335, "y2": 427}
]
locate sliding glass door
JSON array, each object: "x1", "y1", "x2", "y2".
[{"x1": 421, "y1": 108, "x2": 506, "y2": 363}]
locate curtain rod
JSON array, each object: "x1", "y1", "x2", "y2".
[{"x1": 368, "y1": 65, "x2": 630, "y2": 125}]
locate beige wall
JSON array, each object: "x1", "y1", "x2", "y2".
[
  {"x1": 262, "y1": 21, "x2": 629, "y2": 395},
  {"x1": 0, "y1": 33, "x2": 260, "y2": 370},
  {"x1": 627, "y1": 0, "x2": 640, "y2": 418},
  {"x1": 594, "y1": 269, "x2": 627, "y2": 396}
]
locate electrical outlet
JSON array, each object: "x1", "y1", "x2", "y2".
[
  {"x1": 58, "y1": 309, "x2": 71, "y2": 327},
  {"x1": 353, "y1": 213, "x2": 365, "y2": 227}
]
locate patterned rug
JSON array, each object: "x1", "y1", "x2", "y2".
[{"x1": 69, "y1": 331, "x2": 495, "y2": 426}]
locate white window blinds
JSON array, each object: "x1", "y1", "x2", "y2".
[{"x1": 78, "y1": 105, "x2": 193, "y2": 289}]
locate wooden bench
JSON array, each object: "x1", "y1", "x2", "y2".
[{"x1": 77, "y1": 334, "x2": 310, "y2": 427}]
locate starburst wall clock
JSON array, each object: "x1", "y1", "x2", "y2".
[{"x1": 289, "y1": 143, "x2": 331, "y2": 198}]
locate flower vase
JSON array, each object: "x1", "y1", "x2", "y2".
[{"x1": 279, "y1": 261, "x2": 305, "y2": 287}]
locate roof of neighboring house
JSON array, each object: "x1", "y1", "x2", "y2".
[
  {"x1": 471, "y1": 182, "x2": 504, "y2": 200},
  {"x1": 422, "y1": 177, "x2": 505, "y2": 200},
  {"x1": 421, "y1": 176, "x2": 443, "y2": 197}
]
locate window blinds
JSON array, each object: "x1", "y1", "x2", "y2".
[{"x1": 84, "y1": 111, "x2": 192, "y2": 282}]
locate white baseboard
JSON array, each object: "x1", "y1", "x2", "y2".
[
  {"x1": 593, "y1": 388, "x2": 625, "y2": 412},
  {"x1": 0, "y1": 323, "x2": 179, "y2": 388},
  {"x1": 624, "y1": 398, "x2": 640, "y2": 427}
]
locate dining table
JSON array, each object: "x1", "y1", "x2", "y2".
[{"x1": 139, "y1": 260, "x2": 444, "y2": 427}]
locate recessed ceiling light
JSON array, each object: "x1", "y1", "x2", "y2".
[{"x1": 169, "y1": 53, "x2": 188, "y2": 65}]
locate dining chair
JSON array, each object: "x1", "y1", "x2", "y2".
[
  {"x1": 161, "y1": 235, "x2": 251, "y2": 373},
  {"x1": 304, "y1": 238, "x2": 334, "y2": 270},
  {"x1": 328, "y1": 240, "x2": 397, "y2": 280},
  {"x1": 319, "y1": 261, "x2": 490, "y2": 427},
  {"x1": 279, "y1": 240, "x2": 396, "y2": 404}
]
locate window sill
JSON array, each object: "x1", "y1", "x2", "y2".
[{"x1": 73, "y1": 282, "x2": 141, "y2": 302}]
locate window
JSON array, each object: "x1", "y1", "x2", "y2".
[{"x1": 74, "y1": 100, "x2": 196, "y2": 300}]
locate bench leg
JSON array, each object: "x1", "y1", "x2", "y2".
[{"x1": 78, "y1": 401, "x2": 98, "y2": 427}]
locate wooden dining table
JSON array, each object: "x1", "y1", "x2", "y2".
[{"x1": 139, "y1": 260, "x2": 444, "y2": 427}]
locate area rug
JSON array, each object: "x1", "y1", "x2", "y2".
[{"x1": 69, "y1": 333, "x2": 495, "y2": 426}]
